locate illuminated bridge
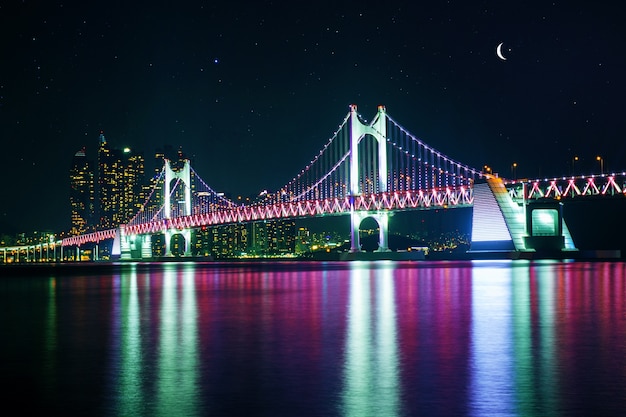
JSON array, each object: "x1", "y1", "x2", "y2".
[{"x1": 3, "y1": 105, "x2": 626, "y2": 262}]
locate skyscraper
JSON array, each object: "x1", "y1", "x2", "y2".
[
  {"x1": 97, "y1": 132, "x2": 120, "y2": 229},
  {"x1": 247, "y1": 220, "x2": 296, "y2": 256},
  {"x1": 120, "y1": 147, "x2": 146, "y2": 223},
  {"x1": 97, "y1": 131, "x2": 145, "y2": 229},
  {"x1": 69, "y1": 147, "x2": 95, "y2": 235}
]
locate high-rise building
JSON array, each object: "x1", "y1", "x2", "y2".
[
  {"x1": 295, "y1": 227, "x2": 311, "y2": 255},
  {"x1": 268, "y1": 220, "x2": 296, "y2": 254},
  {"x1": 248, "y1": 221, "x2": 269, "y2": 255},
  {"x1": 69, "y1": 147, "x2": 95, "y2": 235},
  {"x1": 121, "y1": 147, "x2": 146, "y2": 223},
  {"x1": 96, "y1": 131, "x2": 145, "y2": 229},
  {"x1": 97, "y1": 132, "x2": 119, "y2": 229},
  {"x1": 247, "y1": 220, "x2": 296, "y2": 255},
  {"x1": 141, "y1": 146, "x2": 168, "y2": 221}
]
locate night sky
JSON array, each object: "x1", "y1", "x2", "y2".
[{"x1": 1, "y1": 1, "x2": 624, "y2": 234}]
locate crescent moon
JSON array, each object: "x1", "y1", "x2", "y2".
[{"x1": 496, "y1": 42, "x2": 507, "y2": 61}]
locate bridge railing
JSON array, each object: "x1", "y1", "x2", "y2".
[
  {"x1": 506, "y1": 173, "x2": 626, "y2": 200},
  {"x1": 123, "y1": 186, "x2": 473, "y2": 235},
  {"x1": 61, "y1": 228, "x2": 117, "y2": 246}
]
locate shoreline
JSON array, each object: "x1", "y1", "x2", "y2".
[{"x1": 1, "y1": 248, "x2": 622, "y2": 275}]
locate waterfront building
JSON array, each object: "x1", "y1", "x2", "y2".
[
  {"x1": 295, "y1": 227, "x2": 311, "y2": 255},
  {"x1": 268, "y1": 220, "x2": 296, "y2": 255},
  {"x1": 121, "y1": 147, "x2": 146, "y2": 223},
  {"x1": 248, "y1": 222, "x2": 269, "y2": 256},
  {"x1": 247, "y1": 220, "x2": 296, "y2": 256},
  {"x1": 69, "y1": 147, "x2": 95, "y2": 235},
  {"x1": 97, "y1": 132, "x2": 145, "y2": 229},
  {"x1": 195, "y1": 224, "x2": 245, "y2": 258}
]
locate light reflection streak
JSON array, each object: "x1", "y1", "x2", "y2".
[
  {"x1": 341, "y1": 263, "x2": 400, "y2": 417},
  {"x1": 375, "y1": 266, "x2": 400, "y2": 415},
  {"x1": 470, "y1": 262, "x2": 514, "y2": 416},
  {"x1": 512, "y1": 262, "x2": 533, "y2": 414},
  {"x1": 117, "y1": 267, "x2": 143, "y2": 416},
  {"x1": 156, "y1": 265, "x2": 199, "y2": 417},
  {"x1": 8, "y1": 261, "x2": 626, "y2": 416},
  {"x1": 536, "y1": 262, "x2": 557, "y2": 413},
  {"x1": 43, "y1": 277, "x2": 57, "y2": 404}
]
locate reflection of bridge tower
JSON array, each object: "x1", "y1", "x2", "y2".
[
  {"x1": 349, "y1": 105, "x2": 390, "y2": 252},
  {"x1": 164, "y1": 158, "x2": 192, "y2": 256}
]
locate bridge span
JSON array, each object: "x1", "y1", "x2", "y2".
[{"x1": 3, "y1": 105, "x2": 625, "y2": 263}]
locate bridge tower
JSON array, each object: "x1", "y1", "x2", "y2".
[
  {"x1": 163, "y1": 158, "x2": 192, "y2": 257},
  {"x1": 349, "y1": 104, "x2": 390, "y2": 252}
]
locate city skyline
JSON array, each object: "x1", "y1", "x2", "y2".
[{"x1": 1, "y1": 1, "x2": 624, "y2": 234}]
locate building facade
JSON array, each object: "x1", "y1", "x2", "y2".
[
  {"x1": 96, "y1": 132, "x2": 145, "y2": 229},
  {"x1": 69, "y1": 147, "x2": 95, "y2": 235}
]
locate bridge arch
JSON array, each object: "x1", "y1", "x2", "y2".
[
  {"x1": 350, "y1": 211, "x2": 390, "y2": 252},
  {"x1": 164, "y1": 229, "x2": 191, "y2": 257},
  {"x1": 162, "y1": 158, "x2": 193, "y2": 257}
]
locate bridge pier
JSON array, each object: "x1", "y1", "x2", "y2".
[
  {"x1": 375, "y1": 212, "x2": 390, "y2": 252},
  {"x1": 164, "y1": 228, "x2": 192, "y2": 257},
  {"x1": 117, "y1": 232, "x2": 153, "y2": 260},
  {"x1": 350, "y1": 211, "x2": 391, "y2": 252},
  {"x1": 142, "y1": 235, "x2": 153, "y2": 258},
  {"x1": 164, "y1": 230, "x2": 172, "y2": 257},
  {"x1": 120, "y1": 237, "x2": 132, "y2": 260},
  {"x1": 349, "y1": 209, "x2": 361, "y2": 252}
]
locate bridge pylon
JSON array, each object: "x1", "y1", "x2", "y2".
[
  {"x1": 164, "y1": 158, "x2": 192, "y2": 257},
  {"x1": 164, "y1": 158, "x2": 192, "y2": 220},
  {"x1": 349, "y1": 104, "x2": 390, "y2": 252}
]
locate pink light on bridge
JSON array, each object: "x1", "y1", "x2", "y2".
[
  {"x1": 121, "y1": 187, "x2": 474, "y2": 236},
  {"x1": 62, "y1": 228, "x2": 117, "y2": 246}
]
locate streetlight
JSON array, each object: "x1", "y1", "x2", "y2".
[
  {"x1": 511, "y1": 162, "x2": 517, "y2": 180},
  {"x1": 572, "y1": 156, "x2": 578, "y2": 175},
  {"x1": 596, "y1": 155, "x2": 604, "y2": 175}
]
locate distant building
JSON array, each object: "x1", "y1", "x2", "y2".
[
  {"x1": 191, "y1": 224, "x2": 242, "y2": 258},
  {"x1": 121, "y1": 147, "x2": 146, "y2": 223},
  {"x1": 141, "y1": 146, "x2": 168, "y2": 222},
  {"x1": 96, "y1": 131, "x2": 145, "y2": 229},
  {"x1": 247, "y1": 220, "x2": 296, "y2": 256},
  {"x1": 190, "y1": 220, "x2": 295, "y2": 258},
  {"x1": 248, "y1": 222, "x2": 269, "y2": 256},
  {"x1": 69, "y1": 147, "x2": 95, "y2": 235},
  {"x1": 268, "y1": 220, "x2": 296, "y2": 254},
  {"x1": 295, "y1": 227, "x2": 311, "y2": 255},
  {"x1": 16, "y1": 230, "x2": 56, "y2": 245}
]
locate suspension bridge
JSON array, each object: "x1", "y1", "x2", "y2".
[{"x1": 3, "y1": 104, "x2": 626, "y2": 262}]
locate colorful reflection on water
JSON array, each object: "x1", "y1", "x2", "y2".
[{"x1": 1, "y1": 260, "x2": 626, "y2": 416}]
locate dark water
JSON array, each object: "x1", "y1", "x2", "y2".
[{"x1": 1, "y1": 260, "x2": 626, "y2": 416}]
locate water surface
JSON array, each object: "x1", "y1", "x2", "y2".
[{"x1": 1, "y1": 260, "x2": 625, "y2": 416}]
